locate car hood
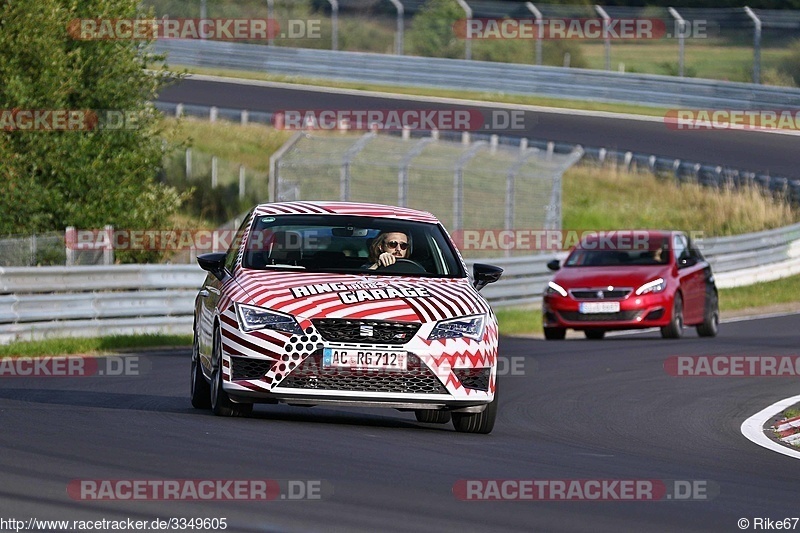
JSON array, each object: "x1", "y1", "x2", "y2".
[
  {"x1": 552, "y1": 265, "x2": 671, "y2": 290},
  {"x1": 230, "y1": 269, "x2": 490, "y2": 323}
]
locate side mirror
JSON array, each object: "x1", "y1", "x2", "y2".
[
  {"x1": 678, "y1": 256, "x2": 698, "y2": 269},
  {"x1": 547, "y1": 259, "x2": 561, "y2": 271},
  {"x1": 473, "y1": 263, "x2": 503, "y2": 292},
  {"x1": 197, "y1": 252, "x2": 229, "y2": 281}
]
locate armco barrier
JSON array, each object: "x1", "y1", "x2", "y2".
[
  {"x1": 1, "y1": 222, "x2": 799, "y2": 343},
  {"x1": 154, "y1": 40, "x2": 800, "y2": 111}
]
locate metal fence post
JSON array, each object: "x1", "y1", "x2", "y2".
[
  {"x1": 103, "y1": 225, "x2": 114, "y2": 265},
  {"x1": 388, "y1": 0, "x2": 404, "y2": 55},
  {"x1": 185, "y1": 147, "x2": 192, "y2": 179},
  {"x1": 65, "y1": 226, "x2": 75, "y2": 266},
  {"x1": 456, "y1": 0, "x2": 472, "y2": 60},
  {"x1": 267, "y1": 0, "x2": 274, "y2": 47},
  {"x1": 744, "y1": 6, "x2": 761, "y2": 84},
  {"x1": 668, "y1": 7, "x2": 686, "y2": 77},
  {"x1": 211, "y1": 156, "x2": 218, "y2": 188},
  {"x1": 525, "y1": 3, "x2": 542, "y2": 66},
  {"x1": 595, "y1": 5, "x2": 611, "y2": 71},
  {"x1": 327, "y1": 0, "x2": 339, "y2": 51},
  {"x1": 453, "y1": 141, "x2": 487, "y2": 231},
  {"x1": 239, "y1": 165, "x2": 246, "y2": 200}
]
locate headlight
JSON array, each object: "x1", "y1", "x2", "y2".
[
  {"x1": 236, "y1": 303, "x2": 302, "y2": 334},
  {"x1": 635, "y1": 278, "x2": 666, "y2": 295},
  {"x1": 428, "y1": 314, "x2": 486, "y2": 341},
  {"x1": 545, "y1": 281, "x2": 568, "y2": 297}
]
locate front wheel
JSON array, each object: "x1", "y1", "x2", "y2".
[
  {"x1": 660, "y1": 294, "x2": 684, "y2": 339},
  {"x1": 544, "y1": 327, "x2": 566, "y2": 340},
  {"x1": 190, "y1": 328, "x2": 211, "y2": 409},
  {"x1": 452, "y1": 381, "x2": 498, "y2": 434},
  {"x1": 211, "y1": 327, "x2": 253, "y2": 417},
  {"x1": 696, "y1": 291, "x2": 719, "y2": 337}
]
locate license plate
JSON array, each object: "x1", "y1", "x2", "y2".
[
  {"x1": 322, "y1": 348, "x2": 407, "y2": 371},
  {"x1": 579, "y1": 302, "x2": 620, "y2": 314}
]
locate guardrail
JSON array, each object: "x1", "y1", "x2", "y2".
[
  {"x1": 2, "y1": 222, "x2": 799, "y2": 343},
  {"x1": 155, "y1": 40, "x2": 800, "y2": 111}
]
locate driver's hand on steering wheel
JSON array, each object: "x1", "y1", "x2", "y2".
[{"x1": 377, "y1": 251, "x2": 397, "y2": 267}]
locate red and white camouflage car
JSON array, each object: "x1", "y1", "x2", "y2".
[{"x1": 191, "y1": 202, "x2": 503, "y2": 434}]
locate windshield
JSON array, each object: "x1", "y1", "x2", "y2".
[
  {"x1": 565, "y1": 248, "x2": 670, "y2": 267},
  {"x1": 239, "y1": 214, "x2": 465, "y2": 278}
]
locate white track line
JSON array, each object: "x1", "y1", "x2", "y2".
[{"x1": 741, "y1": 395, "x2": 800, "y2": 460}]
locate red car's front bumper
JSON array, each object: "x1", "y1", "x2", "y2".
[{"x1": 543, "y1": 292, "x2": 674, "y2": 331}]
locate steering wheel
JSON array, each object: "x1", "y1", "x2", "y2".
[{"x1": 378, "y1": 258, "x2": 427, "y2": 274}]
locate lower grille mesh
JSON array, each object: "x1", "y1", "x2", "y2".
[
  {"x1": 230, "y1": 356, "x2": 273, "y2": 380},
  {"x1": 559, "y1": 311, "x2": 641, "y2": 322},
  {"x1": 279, "y1": 352, "x2": 446, "y2": 394}
]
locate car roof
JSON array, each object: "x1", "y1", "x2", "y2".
[{"x1": 252, "y1": 201, "x2": 440, "y2": 224}]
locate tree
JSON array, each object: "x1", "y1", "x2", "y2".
[
  {"x1": 0, "y1": 0, "x2": 184, "y2": 239},
  {"x1": 407, "y1": 0, "x2": 466, "y2": 59}
]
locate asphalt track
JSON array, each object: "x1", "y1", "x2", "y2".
[
  {"x1": 157, "y1": 77, "x2": 800, "y2": 179},
  {"x1": 3, "y1": 315, "x2": 800, "y2": 532}
]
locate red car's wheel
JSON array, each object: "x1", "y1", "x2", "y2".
[
  {"x1": 660, "y1": 293, "x2": 684, "y2": 339},
  {"x1": 544, "y1": 327, "x2": 567, "y2": 340}
]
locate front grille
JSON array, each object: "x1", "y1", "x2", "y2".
[
  {"x1": 279, "y1": 353, "x2": 447, "y2": 394},
  {"x1": 559, "y1": 310, "x2": 641, "y2": 322},
  {"x1": 569, "y1": 288, "x2": 632, "y2": 300},
  {"x1": 230, "y1": 356, "x2": 273, "y2": 380},
  {"x1": 454, "y1": 368, "x2": 490, "y2": 391},
  {"x1": 312, "y1": 318, "x2": 421, "y2": 345}
]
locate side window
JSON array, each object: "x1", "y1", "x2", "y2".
[
  {"x1": 225, "y1": 213, "x2": 252, "y2": 272},
  {"x1": 672, "y1": 234, "x2": 689, "y2": 265}
]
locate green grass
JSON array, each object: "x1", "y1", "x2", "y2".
[
  {"x1": 719, "y1": 275, "x2": 800, "y2": 312},
  {"x1": 0, "y1": 334, "x2": 192, "y2": 357}
]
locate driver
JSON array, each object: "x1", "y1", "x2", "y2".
[{"x1": 366, "y1": 231, "x2": 411, "y2": 269}]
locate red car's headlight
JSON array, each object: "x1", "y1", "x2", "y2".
[
  {"x1": 545, "y1": 281, "x2": 568, "y2": 297},
  {"x1": 635, "y1": 278, "x2": 666, "y2": 295}
]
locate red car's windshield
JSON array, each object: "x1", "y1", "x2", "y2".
[{"x1": 565, "y1": 248, "x2": 670, "y2": 267}]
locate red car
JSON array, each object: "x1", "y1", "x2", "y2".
[{"x1": 542, "y1": 230, "x2": 719, "y2": 340}]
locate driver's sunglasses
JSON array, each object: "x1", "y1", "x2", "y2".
[{"x1": 385, "y1": 240, "x2": 409, "y2": 250}]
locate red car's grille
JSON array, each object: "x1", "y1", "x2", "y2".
[
  {"x1": 569, "y1": 289, "x2": 632, "y2": 300},
  {"x1": 279, "y1": 353, "x2": 446, "y2": 394}
]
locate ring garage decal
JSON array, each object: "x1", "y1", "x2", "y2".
[{"x1": 289, "y1": 281, "x2": 431, "y2": 304}]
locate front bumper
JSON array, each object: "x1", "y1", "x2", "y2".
[{"x1": 543, "y1": 292, "x2": 672, "y2": 330}]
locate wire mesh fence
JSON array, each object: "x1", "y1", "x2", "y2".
[
  {"x1": 272, "y1": 130, "x2": 583, "y2": 258},
  {"x1": 142, "y1": 0, "x2": 800, "y2": 85}
]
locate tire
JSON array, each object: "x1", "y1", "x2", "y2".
[
  {"x1": 660, "y1": 293, "x2": 684, "y2": 339},
  {"x1": 415, "y1": 409, "x2": 452, "y2": 424},
  {"x1": 211, "y1": 327, "x2": 253, "y2": 417},
  {"x1": 544, "y1": 327, "x2": 567, "y2": 340},
  {"x1": 696, "y1": 290, "x2": 719, "y2": 338},
  {"x1": 584, "y1": 329, "x2": 606, "y2": 340},
  {"x1": 190, "y1": 328, "x2": 211, "y2": 409},
  {"x1": 452, "y1": 381, "x2": 498, "y2": 434}
]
